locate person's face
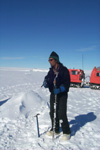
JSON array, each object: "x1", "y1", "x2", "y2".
[{"x1": 49, "y1": 58, "x2": 57, "y2": 67}]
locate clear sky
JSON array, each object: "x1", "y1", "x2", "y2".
[{"x1": 0, "y1": 0, "x2": 100, "y2": 70}]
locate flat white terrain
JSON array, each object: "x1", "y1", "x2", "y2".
[{"x1": 0, "y1": 68, "x2": 100, "y2": 150}]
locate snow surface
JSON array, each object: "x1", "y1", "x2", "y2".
[{"x1": 0, "y1": 68, "x2": 100, "y2": 150}]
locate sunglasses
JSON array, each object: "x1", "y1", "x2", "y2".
[{"x1": 49, "y1": 59, "x2": 54, "y2": 62}]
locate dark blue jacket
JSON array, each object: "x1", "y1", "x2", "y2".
[{"x1": 45, "y1": 63, "x2": 70, "y2": 93}]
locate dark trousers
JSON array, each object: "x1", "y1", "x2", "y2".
[{"x1": 50, "y1": 92, "x2": 70, "y2": 134}]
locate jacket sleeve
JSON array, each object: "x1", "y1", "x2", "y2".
[
  {"x1": 44, "y1": 70, "x2": 52, "y2": 86},
  {"x1": 62, "y1": 67, "x2": 70, "y2": 92},
  {"x1": 44, "y1": 71, "x2": 50, "y2": 83}
]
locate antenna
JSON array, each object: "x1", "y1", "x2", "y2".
[{"x1": 82, "y1": 54, "x2": 84, "y2": 70}]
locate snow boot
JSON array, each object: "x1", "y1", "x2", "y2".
[
  {"x1": 60, "y1": 134, "x2": 71, "y2": 141},
  {"x1": 46, "y1": 128, "x2": 60, "y2": 136}
]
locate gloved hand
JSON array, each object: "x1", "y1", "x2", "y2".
[
  {"x1": 60, "y1": 85, "x2": 66, "y2": 92},
  {"x1": 42, "y1": 79, "x2": 48, "y2": 88},
  {"x1": 54, "y1": 85, "x2": 66, "y2": 94},
  {"x1": 54, "y1": 88, "x2": 60, "y2": 94}
]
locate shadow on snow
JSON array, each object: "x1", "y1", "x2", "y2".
[
  {"x1": 70, "y1": 112, "x2": 96, "y2": 136},
  {"x1": 0, "y1": 98, "x2": 10, "y2": 106}
]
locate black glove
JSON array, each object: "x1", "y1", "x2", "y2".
[{"x1": 42, "y1": 79, "x2": 48, "y2": 88}]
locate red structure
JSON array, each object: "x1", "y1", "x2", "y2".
[
  {"x1": 68, "y1": 69, "x2": 85, "y2": 88},
  {"x1": 90, "y1": 67, "x2": 100, "y2": 89}
]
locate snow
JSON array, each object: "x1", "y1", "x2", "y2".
[
  {"x1": 0, "y1": 91, "x2": 44, "y2": 119},
  {"x1": 0, "y1": 67, "x2": 100, "y2": 150}
]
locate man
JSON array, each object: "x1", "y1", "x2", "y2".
[{"x1": 43, "y1": 51, "x2": 71, "y2": 141}]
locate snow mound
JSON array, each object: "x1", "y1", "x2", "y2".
[{"x1": 0, "y1": 90, "x2": 43, "y2": 120}]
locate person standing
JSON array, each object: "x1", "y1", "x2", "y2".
[{"x1": 43, "y1": 51, "x2": 71, "y2": 141}]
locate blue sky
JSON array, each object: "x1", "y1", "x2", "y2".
[{"x1": 0, "y1": 0, "x2": 100, "y2": 70}]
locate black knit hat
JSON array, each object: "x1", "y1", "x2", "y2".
[{"x1": 49, "y1": 51, "x2": 59, "y2": 62}]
